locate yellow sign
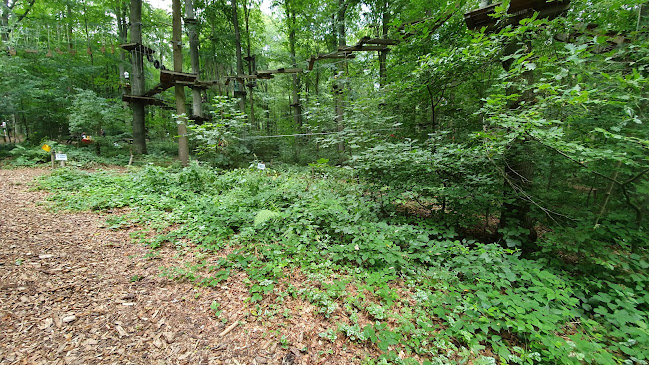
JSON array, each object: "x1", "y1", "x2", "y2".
[{"x1": 41, "y1": 144, "x2": 51, "y2": 152}]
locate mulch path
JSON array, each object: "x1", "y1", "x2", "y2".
[{"x1": 0, "y1": 168, "x2": 374, "y2": 364}]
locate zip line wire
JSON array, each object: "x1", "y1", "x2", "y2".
[{"x1": 233, "y1": 127, "x2": 399, "y2": 140}]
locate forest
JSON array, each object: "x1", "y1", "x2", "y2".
[{"x1": 1, "y1": 0, "x2": 648, "y2": 363}]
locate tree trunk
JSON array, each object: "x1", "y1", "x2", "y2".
[
  {"x1": 83, "y1": 0, "x2": 94, "y2": 65},
  {"x1": 232, "y1": 0, "x2": 245, "y2": 111},
  {"x1": 285, "y1": 1, "x2": 302, "y2": 129},
  {"x1": 335, "y1": 0, "x2": 348, "y2": 154},
  {"x1": 173, "y1": 0, "x2": 189, "y2": 166},
  {"x1": 244, "y1": 0, "x2": 256, "y2": 128},
  {"x1": 638, "y1": 3, "x2": 649, "y2": 31},
  {"x1": 594, "y1": 161, "x2": 623, "y2": 226},
  {"x1": 378, "y1": 0, "x2": 389, "y2": 87},
  {"x1": 1, "y1": 0, "x2": 9, "y2": 45},
  {"x1": 185, "y1": 0, "x2": 203, "y2": 122},
  {"x1": 67, "y1": 4, "x2": 74, "y2": 51},
  {"x1": 129, "y1": 0, "x2": 147, "y2": 155},
  {"x1": 115, "y1": 0, "x2": 128, "y2": 99}
]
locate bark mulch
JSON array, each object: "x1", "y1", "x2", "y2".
[{"x1": 0, "y1": 168, "x2": 374, "y2": 365}]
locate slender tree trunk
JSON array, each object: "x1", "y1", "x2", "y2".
[
  {"x1": 1, "y1": 0, "x2": 9, "y2": 45},
  {"x1": 173, "y1": 0, "x2": 189, "y2": 166},
  {"x1": 244, "y1": 0, "x2": 256, "y2": 128},
  {"x1": 378, "y1": 0, "x2": 389, "y2": 87},
  {"x1": 286, "y1": 3, "x2": 302, "y2": 128},
  {"x1": 83, "y1": 0, "x2": 94, "y2": 65},
  {"x1": 595, "y1": 161, "x2": 623, "y2": 226},
  {"x1": 232, "y1": 0, "x2": 245, "y2": 111},
  {"x1": 8, "y1": 114, "x2": 16, "y2": 143},
  {"x1": 335, "y1": 0, "x2": 348, "y2": 154},
  {"x1": 67, "y1": 4, "x2": 74, "y2": 51},
  {"x1": 115, "y1": 0, "x2": 128, "y2": 98},
  {"x1": 129, "y1": 0, "x2": 147, "y2": 154},
  {"x1": 637, "y1": 4, "x2": 648, "y2": 36},
  {"x1": 426, "y1": 85, "x2": 438, "y2": 130},
  {"x1": 185, "y1": 0, "x2": 203, "y2": 122}
]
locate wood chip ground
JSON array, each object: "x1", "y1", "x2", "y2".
[{"x1": 0, "y1": 168, "x2": 376, "y2": 364}]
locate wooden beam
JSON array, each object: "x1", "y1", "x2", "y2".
[
  {"x1": 338, "y1": 45, "x2": 389, "y2": 52},
  {"x1": 355, "y1": 36, "x2": 400, "y2": 46},
  {"x1": 224, "y1": 74, "x2": 269, "y2": 85},
  {"x1": 160, "y1": 69, "x2": 198, "y2": 84},
  {"x1": 307, "y1": 52, "x2": 356, "y2": 70},
  {"x1": 256, "y1": 67, "x2": 303, "y2": 75},
  {"x1": 119, "y1": 42, "x2": 155, "y2": 54},
  {"x1": 122, "y1": 94, "x2": 172, "y2": 109}
]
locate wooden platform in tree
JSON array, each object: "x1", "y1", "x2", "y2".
[
  {"x1": 307, "y1": 35, "x2": 399, "y2": 70},
  {"x1": 464, "y1": 0, "x2": 570, "y2": 31},
  {"x1": 122, "y1": 94, "x2": 172, "y2": 109},
  {"x1": 160, "y1": 70, "x2": 198, "y2": 85},
  {"x1": 308, "y1": 52, "x2": 356, "y2": 70},
  {"x1": 224, "y1": 74, "x2": 273, "y2": 85},
  {"x1": 356, "y1": 36, "x2": 400, "y2": 46},
  {"x1": 255, "y1": 68, "x2": 303, "y2": 79},
  {"x1": 119, "y1": 43, "x2": 155, "y2": 54},
  {"x1": 338, "y1": 45, "x2": 389, "y2": 52},
  {"x1": 176, "y1": 80, "x2": 220, "y2": 88}
]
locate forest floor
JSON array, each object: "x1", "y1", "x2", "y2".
[{"x1": 0, "y1": 168, "x2": 373, "y2": 365}]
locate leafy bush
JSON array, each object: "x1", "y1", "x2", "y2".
[
  {"x1": 5, "y1": 144, "x2": 50, "y2": 166},
  {"x1": 189, "y1": 96, "x2": 250, "y2": 168},
  {"x1": 38, "y1": 164, "x2": 649, "y2": 363}
]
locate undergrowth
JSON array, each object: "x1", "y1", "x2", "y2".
[
  {"x1": 1, "y1": 142, "x2": 176, "y2": 168},
  {"x1": 38, "y1": 164, "x2": 649, "y2": 364}
]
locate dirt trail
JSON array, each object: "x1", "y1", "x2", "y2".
[{"x1": 0, "y1": 168, "x2": 367, "y2": 365}]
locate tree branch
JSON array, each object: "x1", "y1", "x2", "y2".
[
  {"x1": 7, "y1": 0, "x2": 35, "y2": 34},
  {"x1": 526, "y1": 132, "x2": 623, "y2": 186}
]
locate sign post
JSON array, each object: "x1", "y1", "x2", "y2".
[{"x1": 55, "y1": 153, "x2": 68, "y2": 167}]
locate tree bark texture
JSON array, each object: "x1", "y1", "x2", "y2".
[
  {"x1": 185, "y1": 0, "x2": 203, "y2": 121},
  {"x1": 115, "y1": 0, "x2": 128, "y2": 97},
  {"x1": 378, "y1": 0, "x2": 389, "y2": 87},
  {"x1": 1, "y1": 0, "x2": 9, "y2": 44},
  {"x1": 244, "y1": 0, "x2": 256, "y2": 128},
  {"x1": 173, "y1": 0, "x2": 189, "y2": 166},
  {"x1": 129, "y1": 0, "x2": 147, "y2": 155},
  {"x1": 286, "y1": 1, "x2": 302, "y2": 128},
  {"x1": 232, "y1": 0, "x2": 245, "y2": 111},
  {"x1": 335, "y1": 0, "x2": 348, "y2": 153}
]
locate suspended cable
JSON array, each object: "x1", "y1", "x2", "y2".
[{"x1": 234, "y1": 127, "x2": 398, "y2": 140}]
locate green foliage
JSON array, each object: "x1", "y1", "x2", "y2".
[
  {"x1": 190, "y1": 96, "x2": 250, "y2": 168},
  {"x1": 4, "y1": 144, "x2": 50, "y2": 167},
  {"x1": 68, "y1": 89, "x2": 127, "y2": 136},
  {"x1": 39, "y1": 164, "x2": 649, "y2": 363}
]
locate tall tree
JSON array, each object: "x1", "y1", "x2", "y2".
[
  {"x1": 129, "y1": 0, "x2": 146, "y2": 154},
  {"x1": 185, "y1": 0, "x2": 203, "y2": 121},
  {"x1": 173, "y1": 0, "x2": 189, "y2": 166},
  {"x1": 232, "y1": 0, "x2": 245, "y2": 111},
  {"x1": 114, "y1": 0, "x2": 128, "y2": 97},
  {"x1": 283, "y1": 0, "x2": 302, "y2": 128},
  {"x1": 243, "y1": 0, "x2": 255, "y2": 127}
]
